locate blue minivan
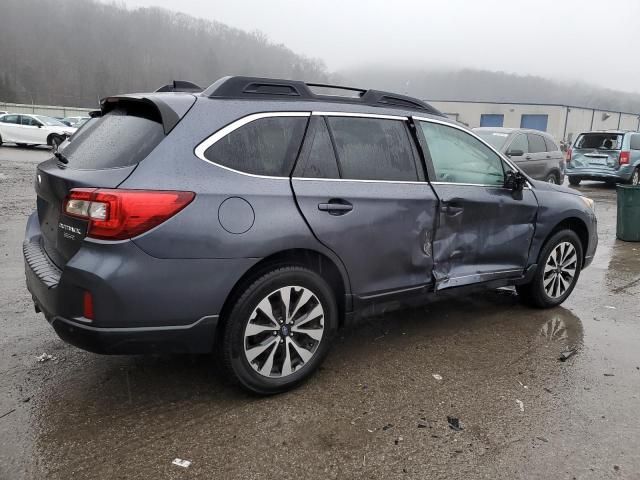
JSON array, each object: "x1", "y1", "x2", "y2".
[{"x1": 567, "y1": 130, "x2": 640, "y2": 186}]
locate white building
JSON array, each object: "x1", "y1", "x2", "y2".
[{"x1": 428, "y1": 100, "x2": 640, "y2": 144}]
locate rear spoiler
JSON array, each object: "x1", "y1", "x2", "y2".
[{"x1": 99, "y1": 93, "x2": 197, "y2": 134}]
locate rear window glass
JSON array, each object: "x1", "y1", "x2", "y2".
[
  {"x1": 204, "y1": 116, "x2": 307, "y2": 176},
  {"x1": 60, "y1": 106, "x2": 165, "y2": 169},
  {"x1": 527, "y1": 134, "x2": 547, "y2": 153},
  {"x1": 544, "y1": 136, "x2": 559, "y2": 152},
  {"x1": 574, "y1": 133, "x2": 623, "y2": 150},
  {"x1": 328, "y1": 117, "x2": 418, "y2": 181}
]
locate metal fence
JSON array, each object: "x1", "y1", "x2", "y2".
[{"x1": 0, "y1": 101, "x2": 93, "y2": 118}]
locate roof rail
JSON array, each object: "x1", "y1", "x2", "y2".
[
  {"x1": 202, "y1": 76, "x2": 443, "y2": 116},
  {"x1": 155, "y1": 80, "x2": 203, "y2": 93}
]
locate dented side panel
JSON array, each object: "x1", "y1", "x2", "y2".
[
  {"x1": 291, "y1": 179, "x2": 438, "y2": 296},
  {"x1": 431, "y1": 185, "x2": 538, "y2": 289}
]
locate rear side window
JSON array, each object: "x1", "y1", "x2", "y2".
[
  {"x1": 630, "y1": 134, "x2": 640, "y2": 151},
  {"x1": 204, "y1": 116, "x2": 307, "y2": 176},
  {"x1": 544, "y1": 136, "x2": 559, "y2": 152},
  {"x1": 2, "y1": 115, "x2": 19, "y2": 124},
  {"x1": 527, "y1": 134, "x2": 547, "y2": 153},
  {"x1": 574, "y1": 133, "x2": 623, "y2": 150},
  {"x1": 294, "y1": 117, "x2": 339, "y2": 179},
  {"x1": 328, "y1": 117, "x2": 418, "y2": 181},
  {"x1": 60, "y1": 105, "x2": 165, "y2": 169}
]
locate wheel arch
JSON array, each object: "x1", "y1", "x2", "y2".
[
  {"x1": 543, "y1": 217, "x2": 589, "y2": 266},
  {"x1": 217, "y1": 248, "x2": 350, "y2": 340},
  {"x1": 46, "y1": 133, "x2": 60, "y2": 146}
]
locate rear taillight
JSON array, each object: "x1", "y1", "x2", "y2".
[
  {"x1": 63, "y1": 189, "x2": 195, "y2": 240},
  {"x1": 566, "y1": 148, "x2": 572, "y2": 162},
  {"x1": 619, "y1": 151, "x2": 630, "y2": 165}
]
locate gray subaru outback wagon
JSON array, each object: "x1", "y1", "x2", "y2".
[{"x1": 24, "y1": 76, "x2": 598, "y2": 393}]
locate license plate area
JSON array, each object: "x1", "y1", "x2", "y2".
[{"x1": 57, "y1": 214, "x2": 89, "y2": 257}]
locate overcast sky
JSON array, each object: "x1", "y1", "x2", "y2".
[{"x1": 122, "y1": 0, "x2": 640, "y2": 93}]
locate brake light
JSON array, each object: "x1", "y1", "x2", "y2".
[
  {"x1": 63, "y1": 189, "x2": 195, "y2": 240},
  {"x1": 619, "y1": 151, "x2": 630, "y2": 165},
  {"x1": 566, "y1": 148, "x2": 572, "y2": 162}
]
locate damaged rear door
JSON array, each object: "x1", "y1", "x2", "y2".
[
  {"x1": 291, "y1": 114, "x2": 437, "y2": 297},
  {"x1": 414, "y1": 118, "x2": 538, "y2": 289}
]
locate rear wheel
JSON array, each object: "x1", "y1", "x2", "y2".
[
  {"x1": 545, "y1": 172, "x2": 559, "y2": 184},
  {"x1": 630, "y1": 168, "x2": 640, "y2": 186},
  {"x1": 222, "y1": 266, "x2": 337, "y2": 394},
  {"x1": 517, "y1": 230, "x2": 583, "y2": 308},
  {"x1": 48, "y1": 135, "x2": 63, "y2": 151},
  {"x1": 568, "y1": 177, "x2": 581, "y2": 186}
]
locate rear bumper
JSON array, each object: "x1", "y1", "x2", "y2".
[
  {"x1": 23, "y1": 211, "x2": 257, "y2": 354},
  {"x1": 49, "y1": 315, "x2": 218, "y2": 355},
  {"x1": 566, "y1": 166, "x2": 634, "y2": 182}
]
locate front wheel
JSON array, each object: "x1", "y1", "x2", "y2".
[
  {"x1": 517, "y1": 230, "x2": 583, "y2": 308},
  {"x1": 568, "y1": 177, "x2": 581, "y2": 186},
  {"x1": 222, "y1": 266, "x2": 337, "y2": 394}
]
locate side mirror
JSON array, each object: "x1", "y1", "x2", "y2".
[
  {"x1": 507, "y1": 149, "x2": 524, "y2": 157},
  {"x1": 504, "y1": 171, "x2": 526, "y2": 191},
  {"x1": 37, "y1": 124, "x2": 42, "y2": 128}
]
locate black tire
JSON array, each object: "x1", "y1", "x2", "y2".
[
  {"x1": 48, "y1": 135, "x2": 63, "y2": 151},
  {"x1": 221, "y1": 266, "x2": 338, "y2": 394},
  {"x1": 568, "y1": 177, "x2": 581, "y2": 186},
  {"x1": 17, "y1": 143, "x2": 27, "y2": 148},
  {"x1": 630, "y1": 167, "x2": 640, "y2": 186},
  {"x1": 516, "y1": 229, "x2": 583, "y2": 308},
  {"x1": 0, "y1": 133, "x2": 3, "y2": 146},
  {"x1": 545, "y1": 172, "x2": 559, "y2": 184}
]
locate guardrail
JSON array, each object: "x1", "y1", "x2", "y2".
[{"x1": 0, "y1": 101, "x2": 93, "y2": 118}]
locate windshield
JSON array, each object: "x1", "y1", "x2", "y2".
[
  {"x1": 474, "y1": 130, "x2": 510, "y2": 150},
  {"x1": 574, "y1": 133, "x2": 623, "y2": 150},
  {"x1": 35, "y1": 115, "x2": 68, "y2": 127}
]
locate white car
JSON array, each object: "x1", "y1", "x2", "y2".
[
  {"x1": 63, "y1": 116, "x2": 90, "y2": 128},
  {"x1": 0, "y1": 114, "x2": 76, "y2": 149}
]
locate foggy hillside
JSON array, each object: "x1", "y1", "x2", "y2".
[
  {"x1": 2, "y1": 0, "x2": 640, "y2": 114},
  {"x1": 0, "y1": 0, "x2": 328, "y2": 107},
  {"x1": 340, "y1": 67, "x2": 640, "y2": 114}
]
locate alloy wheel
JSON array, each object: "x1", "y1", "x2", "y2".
[
  {"x1": 632, "y1": 169, "x2": 639, "y2": 186},
  {"x1": 543, "y1": 242, "x2": 578, "y2": 298},
  {"x1": 243, "y1": 286, "x2": 325, "y2": 378},
  {"x1": 547, "y1": 175, "x2": 557, "y2": 184}
]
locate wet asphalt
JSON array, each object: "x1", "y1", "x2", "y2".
[{"x1": 0, "y1": 145, "x2": 639, "y2": 479}]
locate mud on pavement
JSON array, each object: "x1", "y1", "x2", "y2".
[{"x1": 1, "y1": 146, "x2": 639, "y2": 479}]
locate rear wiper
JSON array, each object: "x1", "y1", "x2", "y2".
[{"x1": 54, "y1": 151, "x2": 69, "y2": 164}]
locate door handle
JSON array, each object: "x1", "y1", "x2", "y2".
[
  {"x1": 318, "y1": 199, "x2": 353, "y2": 215},
  {"x1": 444, "y1": 203, "x2": 464, "y2": 216},
  {"x1": 546, "y1": 155, "x2": 551, "y2": 159},
  {"x1": 525, "y1": 155, "x2": 532, "y2": 160}
]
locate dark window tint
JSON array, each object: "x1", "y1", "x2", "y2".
[
  {"x1": 328, "y1": 117, "x2": 417, "y2": 181},
  {"x1": 507, "y1": 134, "x2": 528, "y2": 154},
  {"x1": 527, "y1": 134, "x2": 547, "y2": 153},
  {"x1": 295, "y1": 117, "x2": 339, "y2": 178},
  {"x1": 629, "y1": 134, "x2": 640, "y2": 151},
  {"x1": 2, "y1": 115, "x2": 19, "y2": 124},
  {"x1": 574, "y1": 133, "x2": 623, "y2": 150},
  {"x1": 60, "y1": 105, "x2": 165, "y2": 169},
  {"x1": 544, "y1": 136, "x2": 559, "y2": 152},
  {"x1": 21, "y1": 116, "x2": 40, "y2": 126},
  {"x1": 204, "y1": 116, "x2": 307, "y2": 177}
]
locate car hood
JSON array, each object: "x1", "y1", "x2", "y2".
[{"x1": 531, "y1": 179, "x2": 582, "y2": 196}]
